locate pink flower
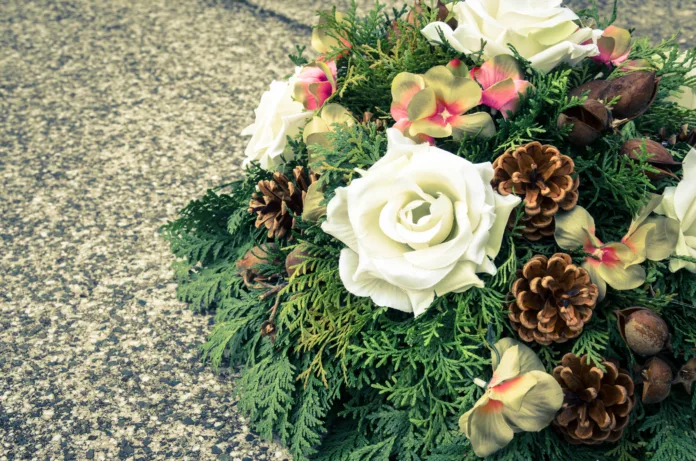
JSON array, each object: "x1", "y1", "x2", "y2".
[
  {"x1": 293, "y1": 61, "x2": 337, "y2": 110},
  {"x1": 470, "y1": 55, "x2": 533, "y2": 119},
  {"x1": 592, "y1": 26, "x2": 632, "y2": 67},
  {"x1": 389, "y1": 60, "x2": 495, "y2": 144}
]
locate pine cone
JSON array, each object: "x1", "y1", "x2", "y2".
[
  {"x1": 492, "y1": 142, "x2": 579, "y2": 241},
  {"x1": 553, "y1": 354, "x2": 636, "y2": 445},
  {"x1": 249, "y1": 166, "x2": 318, "y2": 239},
  {"x1": 509, "y1": 254, "x2": 599, "y2": 345}
]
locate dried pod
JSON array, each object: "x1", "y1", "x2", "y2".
[
  {"x1": 390, "y1": 1, "x2": 455, "y2": 38},
  {"x1": 237, "y1": 244, "x2": 277, "y2": 273},
  {"x1": 569, "y1": 79, "x2": 611, "y2": 101},
  {"x1": 640, "y1": 357, "x2": 673, "y2": 404},
  {"x1": 620, "y1": 138, "x2": 681, "y2": 180},
  {"x1": 615, "y1": 307, "x2": 670, "y2": 356},
  {"x1": 601, "y1": 71, "x2": 660, "y2": 120},
  {"x1": 557, "y1": 99, "x2": 611, "y2": 146},
  {"x1": 673, "y1": 358, "x2": 696, "y2": 394},
  {"x1": 260, "y1": 321, "x2": 277, "y2": 342},
  {"x1": 285, "y1": 244, "x2": 312, "y2": 278}
]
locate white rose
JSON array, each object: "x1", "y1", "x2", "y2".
[
  {"x1": 241, "y1": 68, "x2": 313, "y2": 170},
  {"x1": 421, "y1": 0, "x2": 601, "y2": 73},
  {"x1": 321, "y1": 129, "x2": 521, "y2": 317},
  {"x1": 656, "y1": 148, "x2": 696, "y2": 272}
]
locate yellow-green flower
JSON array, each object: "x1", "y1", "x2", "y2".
[
  {"x1": 460, "y1": 338, "x2": 563, "y2": 457},
  {"x1": 390, "y1": 61, "x2": 495, "y2": 144},
  {"x1": 302, "y1": 103, "x2": 355, "y2": 171}
]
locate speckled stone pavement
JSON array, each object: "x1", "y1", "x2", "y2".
[{"x1": 1, "y1": 1, "x2": 694, "y2": 460}]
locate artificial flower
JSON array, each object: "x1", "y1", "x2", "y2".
[
  {"x1": 470, "y1": 55, "x2": 534, "y2": 118},
  {"x1": 554, "y1": 206, "x2": 646, "y2": 300},
  {"x1": 421, "y1": 0, "x2": 602, "y2": 73},
  {"x1": 390, "y1": 62, "x2": 495, "y2": 144},
  {"x1": 591, "y1": 26, "x2": 632, "y2": 66},
  {"x1": 311, "y1": 10, "x2": 351, "y2": 55},
  {"x1": 293, "y1": 61, "x2": 337, "y2": 110},
  {"x1": 665, "y1": 52, "x2": 696, "y2": 110},
  {"x1": 242, "y1": 68, "x2": 313, "y2": 170},
  {"x1": 622, "y1": 195, "x2": 679, "y2": 263},
  {"x1": 321, "y1": 128, "x2": 521, "y2": 317},
  {"x1": 655, "y1": 148, "x2": 696, "y2": 272},
  {"x1": 460, "y1": 338, "x2": 563, "y2": 457},
  {"x1": 303, "y1": 103, "x2": 355, "y2": 170}
]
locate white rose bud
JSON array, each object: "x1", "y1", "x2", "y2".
[{"x1": 241, "y1": 68, "x2": 313, "y2": 171}]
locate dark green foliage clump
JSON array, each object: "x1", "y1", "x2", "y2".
[{"x1": 163, "y1": 1, "x2": 696, "y2": 460}]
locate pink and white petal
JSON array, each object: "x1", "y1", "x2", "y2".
[
  {"x1": 446, "y1": 59, "x2": 469, "y2": 78},
  {"x1": 449, "y1": 112, "x2": 496, "y2": 139},
  {"x1": 321, "y1": 103, "x2": 354, "y2": 126},
  {"x1": 492, "y1": 340, "x2": 545, "y2": 379},
  {"x1": 391, "y1": 72, "x2": 426, "y2": 120},
  {"x1": 475, "y1": 55, "x2": 523, "y2": 89},
  {"x1": 489, "y1": 346, "x2": 522, "y2": 387},
  {"x1": 488, "y1": 373, "x2": 538, "y2": 412},
  {"x1": 597, "y1": 260, "x2": 646, "y2": 292},
  {"x1": 502, "y1": 371, "x2": 564, "y2": 433},
  {"x1": 422, "y1": 66, "x2": 456, "y2": 103},
  {"x1": 406, "y1": 88, "x2": 438, "y2": 122},
  {"x1": 583, "y1": 260, "x2": 607, "y2": 301},
  {"x1": 603, "y1": 26, "x2": 632, "y2": 61},
  {"x1": 481, "y1": 78, "x2": 517, "y2": 111},
  {"x1": 443, "y1": 78, "x2": 483, "y2": 114},
  {"x1": 555, "y1": 207, "x2": 596, "y2": 250},
  {"x1": 409, "y1": 116, "x2": 452, "y2": 138},
  {"x1": 307, "y1": 81, "x2": 334, "y2": 109},
  {"x1": 465, "y1": 399, "x2": 515, "y2": 458}
]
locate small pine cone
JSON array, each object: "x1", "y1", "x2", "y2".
[
  {"x1": 249, "y1": 166, "x2": 318, "y2": 239},
  {"x1": 492, "y1": 142, "x2": 579, "y2": 241},
  {"x1": 509, "y1": 254, "x2": 599, "y2": 345},
  {"x1": 553, "y1": 354, "x2": 636, "y2": 445}
]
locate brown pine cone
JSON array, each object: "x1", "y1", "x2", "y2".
[
  {"x1": 492, "y1": 142, "x2": 579, "y2": 241},
  {"x1": 248, "y1": 166, "x2": 319, "y2": 239},
  {"x1": 509, "y1": 254, "x2": 598, "y2": 345},
  {"x1": 553, "y1": 354, "x2": 636, "y2": 445}
]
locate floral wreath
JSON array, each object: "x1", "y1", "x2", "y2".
[{"x1": 165, "y1": 1, "x2": 696, "y2": 459}]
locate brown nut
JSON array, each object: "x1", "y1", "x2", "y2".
[
  {"x1": 620, "y1": 139, "x2": 681, "y2": 180},
  {"x1": 569, "y1": 79, "x2": 611, "y2": 101},
  {"x1": 640, "y1": 357, "x2": 673, "y2": 404},
  {"x1": 616, "y1": 307, "x2": 671, "y2": 356},
  {"x1": 285, "y1": 244, "x2": 311, "y2": 278},
  {"x1": 601, "y1": 71, "x2": 660, "y2": 120},
  {"x1": 673, "y1": 358, "x2": 696, "y2": 395},
  {"x1": 557, "y1": 99, "x2": 612, "y2": 146}
]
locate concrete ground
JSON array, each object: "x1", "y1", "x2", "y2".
[{"x1": 1, "y1": 0, "x2": 694, "y2": 460}]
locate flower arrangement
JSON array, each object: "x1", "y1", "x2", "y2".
[{"x1": 164, "y1": 1, "x2": 696, "y2": 459}]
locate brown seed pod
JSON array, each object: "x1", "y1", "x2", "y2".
[
  {"x1": 673, "y1": 358, "x2": 696, "y2": 394},
  {"x1": 640, "y1": 357, "x2": 673, "y2": 404},
  {"x1": 285, "y1": 244, "x2": 312, "y2": 278},
  {"x1": 620, "y1": 138, "x2": 681, "y2": 180},
  {"x1": 557, "y1": 99, "x2": 612, "y2": 146},
  {"x1": 236, "y1": 244, "x2": 279, "y2": 286},
  {"x1": 601, "y1": 71, "x2": 660, "y2": 120},
  {"x1": 259, "y1": 321, "x2": 277, "y2": 342},
  {"x1": 616, "y1": 307, "x2": 671, "y2": 356},
  {"x1": 569, "y1": 80, "x2": 611, "y2": 101}
]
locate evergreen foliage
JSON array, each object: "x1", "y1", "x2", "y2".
[{"x1": 162, "y1": 1, "x2": 696, "y2": 459}]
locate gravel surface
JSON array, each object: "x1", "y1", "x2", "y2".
[{"x1": 1, "y1": 1, "x2": 694, "y2": 460}]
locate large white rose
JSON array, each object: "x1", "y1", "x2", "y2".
[
  {"x1": 421, "y1": 0, "x2": 601, "y2": 73},
  {"x1": 321, "y1": 129, "x2": 521, "y2": 317},
  {"x1": 241, "y1": 68, "x2": 313, "y2": 170},
  {"x1": 656, "y1": 148, "x2": 696, "y2": 273}
]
